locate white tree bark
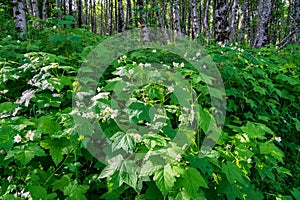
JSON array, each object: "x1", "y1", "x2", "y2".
[
  {"x1": 25, "y1": 0, "x2": 33, "y2": 15},
  {"x1": 253, "y1": 0, "x2": 272, "y2": 48},
  {"x1": 13, "y1": 0, "x2": 27, "y2": 34},
  {"x1": 203, "y1": 0, "x2": 210, "y2": 39},
  {"x1": 190, "y1": 0, "x2": 199, "y2": 39},
  {"x1": 230, "y1": 0, "x2": 239, "y2": 42},
  {"x1": 171, "y1": 0, "x2": 181, "y2": 40},
  {"x1": 31, "y1": 0, "x2": 39, "y2": 18},
  {"x1": 42, "y1": 0, "x2": 47, "y2": 19}
]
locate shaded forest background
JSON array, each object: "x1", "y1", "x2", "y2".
[{"x1": 4, "y1": 0, "x2": 300, "y2": 49}]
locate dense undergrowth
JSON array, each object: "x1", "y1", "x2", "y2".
[{"x1": 0, "y1": 20, "x2": 300, "y2": 200}]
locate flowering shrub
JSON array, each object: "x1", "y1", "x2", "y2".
[{"x1": 0, "y1": 28, "x2": 299, "y2": 199}]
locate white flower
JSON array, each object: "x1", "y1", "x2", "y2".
[
  {"x1": 133, "y1": 61, "x2": 137, "y2": 65},
  {"x1": 173, "y1": 62, "x2": 179, "y2": 68},
  {"x1": 91, "y1": 92, "x2": 109, "y2": 101},
  {"x1": 17, "y1": 40, "x2": 20, "y2": 43},
  {"x1": 12, "y1": 75, "x2": 20, "y2": 79},
  {"x1": 167, "y1": 86, "x2": 174, "y2": 93},
  {"x1": 196, "y1": 52, "x2": 201, "y2": 57},
  {"x1": 203, "y1": 65, "x2": 207, "y2": 69},
  {"x1": 53, "y1": 25, "x2": 57, "y2": 29},
  {"x1": 110, "y1": 109, "x2": 118, "y2": 119},
  {"x1": 97, "y1": 87, "x2": 102, "y2": 92},
  {"x1": 122, "y1": 55, "x2": 127, "y2": 60},
  {"x1": 139, "y1": 63, "x2": 144, "y2": 68},
  {"x1": 7, "y1": 35, "x2": 11, "y2": 38},
  {"x1": 16, "y1": 89, "x2": 35, "y2": 107},
  {"x1": 132, "y1": 133, "x2": 142, "y2": 142},
  {"x1": 0, "y1": 90, "x2": 8, "y2": 94},
  {"x1": 184, "y1": 52, "x2": 188, "y2": 57},
  {"x1": 26, "y1": 130, "x2": 34, "y2": 141},
  {"x1": 179, "y1": 62, "x2": 184, "y2": 68},
  {"x1": 152, "y1": 49, "x2": 156, "y2": 53},
  {"x1": 14, "y1": 134, "x2": 22, "y2": 143},
  {"x1": 144, "y1": 63, "x2": 151, "y2": 67},
  {"x1": 275, "y1": 136, "x2": 282, "y2": 142},
  {"x1": 175, "y1": 154, "x2": 182, "y2": 162},
  {"x1": 12, "y1": 107, "x2": 22, "y2": 116},
  {"x1": 247, "y1": 158, "x2": 252, "y2": 163},
  {"x1": 225, "y1": 144, "x2": 231, "y2": 150},
  {"x1": 128, "y1": 69, "x2": 134, "y2": 75},
  {"x1": 52, "y1": 93, "x2": 60, "y2": 97}
]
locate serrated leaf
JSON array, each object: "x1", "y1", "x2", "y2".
[
  {"x1": 0, "y1": 125, "x2": 15, "y2": 151},
  {"x1": 110, "y1": 131, "x2": 135, "y2": 152},
  {"x1": 259, "y1": 142, "x2": 284, "y2": 162},
  {"x1": 180, "y1": 167, "x2": 208, "y2": 196},
  {"x1": 154, "y1": 164, "x2": 176, "y2": 198},
  {"x1": 291, "y1": 188, "x2": 300, "y2": 200},
  {"x1": 28, "y1": 186, "x2": 47, "y2": 200},
  {"x1": 222, "y1": 161, "x2": 248, "y2": 186},
  {"x1": 0, "y1": 102, "x2": 18, "y2": 112},
  {"x1": 37, "y1": 116, "x2": 61, "y2": 135},
  {"x1": 99, "y1": 155, "x2": 123, "y2": 179},
  {"x1": 63, "y1": 181, "x2": 89, "y2": 200},
  {"x1": 52, "y1": 174, "x2": 72, "y2": 191},
  {"x1": 241, "y1": 122, "x2": 266, "y2": 140}
]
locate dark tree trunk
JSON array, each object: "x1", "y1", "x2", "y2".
[
  {"x1": 214, "y1": 0, "x2": 230, "y2": 44},
  {"x1": 13, "y1": 0, "x2": 27, "y2": 35}
]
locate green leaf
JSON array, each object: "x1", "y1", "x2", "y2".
[
  {"x1": 180, "y1": 167, "x2": 208, "y2": 196},
  {"x1": 154, "y1": 164, "x2": 176, "y2": 198},
  {"x1": 40, "y1": 138, "x2": 70, "y2": 166},
  {"x1": 63, "y1": 181, "x2": 89, "y2": 200},
  {"x1": 110, "y1": 131, "x2": 135, "y2": 152},
  {"x1": 259, "y1": 142, "x2": 284, "y2": 162},
  {"x1": 291, "y1": 188, "x2": 300, "y2": 200},
  {"x1": 0, "y1": 102, "x2": 18, "y2": 113},
  {"x1": 240, "y1": 122, "x2": 266, "y2": 140},
  {"x1": 52, "y1": 174, "x2": 72, "y2": 191},
  {"x1": 99, "y1": 155, "x2": 123, "y2": 179},
  {"x1": 28, "y1": 186, "x2": 47, "y2": 200},
  {"x1": 0, "y1": 125, "x2": 15, "y2": 151},
  {"x1": 222, "y1": 161, "x2": 248, "y2": 186},
  {"x1": 37, "y1": 116, "x2": 61, "y2": 135}
]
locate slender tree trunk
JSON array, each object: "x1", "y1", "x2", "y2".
[
  {"x1": 253, "y1": 0, "x2": 272, "y2": 48},
  {"x1": 138, "y1": 0, "x2": 150, "y2": 42},
  {"x1": 56, "y1": 0, "x2": 62, "y2": 20},
  {"x1": 187, "y1": 1, "x2": 191, "y2": 37},
  {"x1": 203, "y1": 0, "x2": 210, "y2": 40},
  {"x1": 63, "y1": 0, "x2": 66, "y2": 15},
  {"x1": 42, "y1": 0, "x2": 47, "y2": 19},
  {"x1": 93, "y1": 0, "x2": 96, "y2": 33},
  {"x1": 190, "y1": 0, "x2": 199, "y2": 39},
  {"x1": 155, "y1": 0, "x2": 168, "y2": 41},
  {"x1": 78, "y1": 0, "x2": 82, "y2": 27},
  {"x1": 115, "y1": 0, "x2": 118, "y2": 32},
  {"x1": 25, "y1": 0, "x2": 33, "y2": 15},
  {"x1": 118, "y1": 0, "x2": 125, "y2": 32},
  {"x1": 214, "y1": 0, "x2": 230, "y2": 44},
  {"x1": 69, "y1": 0, "x2": 72, "y2": 15},
  {"x1": 109, "y1": 0, "x2": 113, "y2": 35},
  {"x1": 230, "y1": 0, "x2": 238, "y2": 42},
  {"x1": 238, "y1": 0, "x2": 247, "y2": 43},
  {"x1": 31, "y1": 0, "x2": 40, "y2": 18},
  {"x1": 125, "y1": 0, "x2": 132, "y2": 28},
  {"x1": 181, "y1": 0, "x2": 187, "y2": 34},
  {"x1": 161, "y1": 2, "x2": 168, "y2": 29},
  {"x1": 171, "y1": 0, "x2": 182, "y2": 40},
  {"x1": 13, "y1": 0, "x2": 27, "y2": 35},
  {"x1": 85, "y1": 0, "x2": 89, "y2": 25}
]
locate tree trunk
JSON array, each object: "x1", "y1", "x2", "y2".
[
  {"x1": 118, "y1": 0, "x2": 124, "y2": 32},
  {"x1": 238, "y1": 0, "x2": 247, "y2": 43},
  {"x1": 125, "y1": 0, "x2": 132, "y2": 28},
  {"x1": 171, "y1": 0, "x2": 182, "y2": 40},
  {"x1": 229, "y1": 0, "x2": 239, "y2": 42},
  {"x1": 190, "y1": 0, "x2": 199, "y2": 39},
  {"x1": 214, "y1": 0, "x2": 230, "y2": 44},
  {"x1": 78, "y1": 0, "x2": 82, "y2": 27},
  {"x1": 56, "y1": 0, "x2": 62, "y2": 20},
  {"x1": 25, "y1": 0, "x2": 33, "y2": 15},
  {"x1": 31, "y1": 0, "x2": 40, "y2": 18},
  {"x1": 155, "y1": 0, "x2": 168, "y2": 41},
  {"x1": 138, "y1": 0, "x2": 150, "y2": 42},
  {"x1": 109, "y1": 0, "x2": 113, "y2": 35},
  {"x1": 69, "y1": 0, "x2": 72, "y2": 15},
  {"x1": 203, "y1": 0, "x2": 210, "y2": 40},
  {"x1": 115, "y1": 0, "x2": 118, "y2": 32},
  {"x1": 181, "y1": 0, "x2": 187, "y2": 34},
  {"x1": 63, "y1": 0, "x2": 66, "y2": 15},
  {"x1": 42, "y1": 0, "x2": 47, "y2": 19},
  {"x1": 253, "y1": 0, "x2": 272, "y2": 48},
  {"x1": 85, "y1": 0, "x2": 89, "y2": 25},
  {"x1": 13, "y1": 0, "x2": 27, "y2": 35}
]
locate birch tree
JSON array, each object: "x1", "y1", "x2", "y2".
[
  {"x1": 56, "y1": 0, "x2": 62, "y2": 20},
  {"x1": 171, "y1": 0, "x2": 182, "y2": 40},
  {"x1": 229, "y1": 0, "x2": 239, "y2": 42},
  {"x1": 137, "y1": 0, "x2": 150, "y2": 42},
  {"x1": 118, "y1": 0, "x2": 125, "y2": 32},
  {"x1": 214, "y1": 0, "x2": 230, "y2": 44},
  {"x1": 25, "y1": 0, "x2": 33, "y2": 15},
  {"x1": 42, "y1": 0, "x2": 47, "y2": 19},
  {"x1": 13, "y1": 0, "x2": 27, "y2": 35},
  {"x1": 31, "y1": 0, "x2": 40, "y2": 18},
  {"x1": 190, "y1": 0, "x2": 199, "y2": 39},
  {"x1": 203, "y1": 0, "x2": 210, "y2": 40}
]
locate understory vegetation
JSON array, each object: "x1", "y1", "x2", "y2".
[{"x1": 1, "y1": 18, "x2": 300, "y2": 200}]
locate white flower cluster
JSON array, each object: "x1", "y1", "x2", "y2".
[
  {"x1": 172, "y1": 62, "x2": 184, "y2": 68},
  {"x1": 131, "y1": 133, "x2": 142, "y2": 143},
  {"x1": 118, "y1": 55, "x2": 127, "y2": 63},
  {"x1": 14, "y1": 130, "x2": 35, "y2": 143},
  {"x1": 101, "y1": 107, "x2": 118, "y2": 120},
  {"x1": 15, "y1": 89, "x2": 35, "y2": 107}
]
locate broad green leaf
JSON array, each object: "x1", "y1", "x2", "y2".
[
  {"x1": 241, "y1": 122, "x2": 266, "y2": 140},
  {"x1": 0, "y1": 125, "x2": 15, "y2": 151},
  {"x1": 180, "y1": 167, "x2": 208, "y2": 197},
  {"x1": 63, "y1": 181, "x2": 89, "y2": 200},
  {"x1": 222, "y1": 161, "x2": 248, "y2": 186},
  {"x1": 0, "y1": 102, "x2": 18, "y2": 112},
  {"x1": 259, "y1": 142, "x2": 284, "y2": 162},
  {"x1": 99, "y1": 155, "x2": 123, "y2": 179},
  {"x1": 37, "y1": 116, "x2": 61, "y2": 135},
  {"x1": 28, "y1": 186, "x2": 47, "y2": 200},
  {"x1": 291, "y1": 188, "x2": 300, "y2": 200},
  {"x1": 110, "y1": 131, "x2": 135, "y2": 152},
  {"x1": 154, "y1": 164, "x2": 176, "y2": 198},
  {"x1": 52, "y1": 174, "x2": 72, "y2": 191}
]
